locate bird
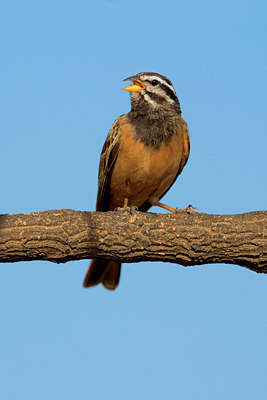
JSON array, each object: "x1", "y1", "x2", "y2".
[{"x1": 83, "y1": 72, "x2": 190, "y2": 290}]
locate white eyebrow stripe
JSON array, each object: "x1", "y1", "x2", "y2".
[
  {"x1": 152, "y1": 85, "x2": 176, "y2": 103},
  {"x1": 143, "y1": 75, "x2": 176, "y2": 94}
]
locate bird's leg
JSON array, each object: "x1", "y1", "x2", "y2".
[
  {"x1": 155, "y1": 202, "x2": 176, "y2": 213},
  {"x1": 155, "y1": 202, "x2": 198, "y2": 214},
  {"x1": 123, "y1": 197, "x2": 129, "y2": 207}
]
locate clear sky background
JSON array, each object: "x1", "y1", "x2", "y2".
[{"x1": 0, "y1": 1, "x2": 266, "y2": 399}]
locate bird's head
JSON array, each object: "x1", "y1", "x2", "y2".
[{"x1": 123, "y1": 72, "x2": 181, "y2": 115}]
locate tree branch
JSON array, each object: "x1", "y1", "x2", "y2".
[{"x1": 0, "y1": 209, "x2": 266, "y2": 273}]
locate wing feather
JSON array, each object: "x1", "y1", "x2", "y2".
[{"x1": 96, "y1": 116, "x2": 122, "y2": 211}]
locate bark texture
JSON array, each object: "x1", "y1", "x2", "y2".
[{"x1": 0, "y1": 209, "x2": 266, "y2": 273}]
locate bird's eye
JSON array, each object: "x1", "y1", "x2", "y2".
[{"x1": 151, "y1": 80, "x2": 158, "y2": 86}]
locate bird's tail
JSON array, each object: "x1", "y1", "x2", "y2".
[{"x1": 83, "y1": 259, "x2": 121, "y2": 290}]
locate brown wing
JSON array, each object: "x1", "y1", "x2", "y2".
[
  {"x1": 138, "y1": 118, "x2": 190, "y2": 212},
  {"x1": 96, "y1": 116, "x2": 122, "y2": 211}
]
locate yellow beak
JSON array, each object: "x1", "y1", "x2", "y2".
[{"x1": 123, "y1": 80, "x2": 145, "y2": 93}]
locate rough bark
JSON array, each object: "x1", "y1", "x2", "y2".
[{"x1": 0, "y1": 209, "x2": 266, "y2": 273}]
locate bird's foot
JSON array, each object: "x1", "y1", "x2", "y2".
[
  {"x1": 114, "y1": 197, "x2": 138, "y2": 214},
  {"x1": 173, "y1": 204, "x2": 198, "y2": 214},
  {"x1": 114, "y1": 205, "x2": 138, "y2": 213}
]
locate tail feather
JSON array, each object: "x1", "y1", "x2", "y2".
[{"x1": 83, "y1": 259, "x2": 121, "y2": 290}]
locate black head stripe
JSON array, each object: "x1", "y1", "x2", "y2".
[
  {"x1": 142, "y1": 76, "x2": 177, "y2": 102},
  {"x1": 159, "y1": 83, "x2": 177, "y2": 101},
  {"x1": 144, "y1": 80, "x2": 178, "y2": 102},
  {"x1": 139, "y1": 72, "x2": 173, "y2": 86}
]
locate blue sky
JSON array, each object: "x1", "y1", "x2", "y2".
[{"x1": 0, "y1": 1, "x2": 266, "y2": 399}]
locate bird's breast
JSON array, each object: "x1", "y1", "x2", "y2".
[{"x1": 108, "y1": 117, "x2": 185, "y2": 209}]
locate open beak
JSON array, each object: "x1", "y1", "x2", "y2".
[{"x1": 123, "y1": 80, "x2": 145, "y2": 93}]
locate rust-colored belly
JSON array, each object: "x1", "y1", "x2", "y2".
[{"x1": 108, "y1": 120, "x2": 184, "y2": 210}]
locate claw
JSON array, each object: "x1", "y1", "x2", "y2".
[
  {"x1": 114, "y1": 197, "x2": 138, "y2": 212},
  {"x1": 114, "y1": 206, "x2": 138, "y2": 213},
  {"x1": 173, "y1": 205, "x2": 198, "y2": 214}
]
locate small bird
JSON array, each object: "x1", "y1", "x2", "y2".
[{"x1": 83, "y1": 72, "x2": 190, "y2": 290}]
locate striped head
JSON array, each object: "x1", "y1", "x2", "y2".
[{"x1": 123, "y1": 72, "x2": 181, "y2": 115}]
